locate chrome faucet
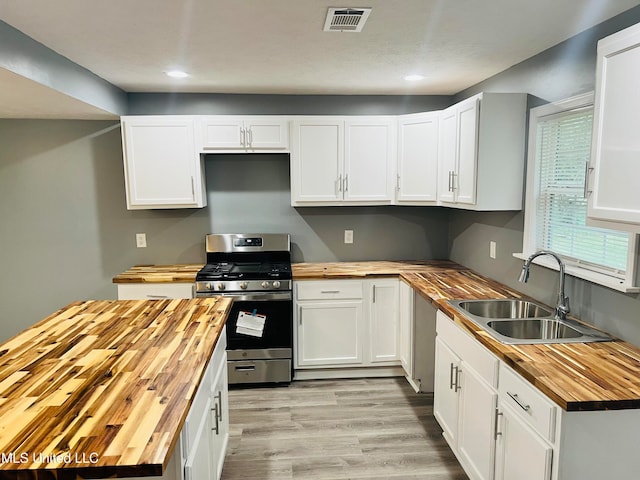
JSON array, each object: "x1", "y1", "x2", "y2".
[{"x1": 518, "y1": 250, "x2": 570, "y2": 320}]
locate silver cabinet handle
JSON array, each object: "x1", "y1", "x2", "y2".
[
  {"x1": 146, "y1": 295, "x2": 168, "y2": 299},
  {"x1": 507, "y1": 391, "x2": 531, "y2": 412},
  {"x1": 449, "y1": 363, "x2": 461, "y2": 391},
  {"x1": 397, "y1": 174, "x2": 401, "y2": 191},
  {"x1": 372, "y1": 285, "x2": 376, "y2": 303},
  {"x1": 320, "y1": 290, "x2": 341, "y2": 294},
  {"x1": 240, "y1": 127, "x2": 246, "y2": 146},
  {"x1": 448, "y1": 171, "x2": 453, "y2": 192},
  {"x1": 248, "y1": 128, "x2": 253, "y2": 146},
  {"x1": 190, "y1": 176, "x2": 195, "y2": 200},
  {"x1": 494, "y1": 408, "x2": 503, "y2": 439},
  {"x1": 583, "y1": 163, "x2": 594, "y2": 198},
  {"x1": 449, "y1": 363, "x2": 456, "y2": 390},
  {"x1": 212, "y1": 401, "x2": 220, "y2": 434},
  {"x1": 338, "y1": 174, "x2": 343, "y2": 193},
  {"x1": 344, "y1": 174, "x2": 349, "y2": 192},
  {"x1": 215, "y1": 391, "x2": 222, "y2": 421}
]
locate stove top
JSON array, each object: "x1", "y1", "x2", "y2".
[{"x1": 196, "y1": 261, "x2": 292, "y2": 281}]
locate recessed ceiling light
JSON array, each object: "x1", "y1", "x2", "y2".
[
  {"x1": 404, "y1": 74, "x2": 425, "y2": 82},
  {"x1": 166, "y1": 70, "x2": 189, "y2": 79}
]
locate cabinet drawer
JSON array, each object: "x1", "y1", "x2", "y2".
[
  {"x1": 296, "y1": 280, "x2": 363, "y2": 300},
  {"x1": 117, "y1": 283, "x2": 194, "y2": 300},
  {"x1": 499, "y1": 363, "x2": 557, "y2": 443},
  {"x1": 436, "y1": 311, "x2": 498, "y2": 387}
]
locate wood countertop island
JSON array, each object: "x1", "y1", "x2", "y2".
[{"x1": 0, "y1": 297, "x2": 232, "y2": 479}]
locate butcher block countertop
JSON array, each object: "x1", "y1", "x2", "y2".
[
  {"x1": 112, "y1": 261, "x2": 640, "y2": 412},
  {"x1": 0, "y1": 297, "x2": 231, "y2": 479},
  {"x1": 112, "y1": 264, "x2": 204, "y2": 284}
]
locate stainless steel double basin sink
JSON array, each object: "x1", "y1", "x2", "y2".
[{"x1": 448, "y1": 298, "x2": 612, "y2": 345}]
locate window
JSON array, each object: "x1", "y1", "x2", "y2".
[{"x1": 519, "y1": 93, "x2": 639, "y2": 292}]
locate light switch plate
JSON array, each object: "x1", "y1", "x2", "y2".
[
  {"x1": 344, "y1": 230, "x2": 354, "y2": 244},
  {"x1": 489, "y1": 241, "x2": 496, "y2": 259},
  {"x1": 136, "y1": 233, "x2": 147, "y2": 248}
]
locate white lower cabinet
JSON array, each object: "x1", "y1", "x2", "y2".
[
  {"x1": 495, "y1": 401, "x2": 553, "y2": 480},
  {"x1": 436, "y1": 311, "x2": 640, "y2": 480},
  {"x1": 434, "y1": 311, "x2": 498, "y2": 480},
  {"x1": 294, "y1": 278, "x2": 400, "y2": 372},
  {"x1": 368, "y1": 278, "x2": 400, "y2": 363}
]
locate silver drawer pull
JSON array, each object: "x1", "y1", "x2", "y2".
[
  {"x1": 507, "y1": 391, "x2": 531, "y2": 412},
  {"x1": 320, "y1": 290, "x2": 340, "y2": 294},
  {"x1": 235, "y1": 365, "x2": 256, "y2": 371},
  {"x1": 146, "y1": 294, "x2": 168, "y2": 299}
]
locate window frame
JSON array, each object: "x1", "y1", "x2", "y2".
[{"x1": 516, "y1": 92, "x2": 640, "y2": 293}]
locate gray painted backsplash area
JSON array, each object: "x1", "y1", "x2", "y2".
[{"x1": 205, "y1": 154, "x2": 449, "y2": 262}]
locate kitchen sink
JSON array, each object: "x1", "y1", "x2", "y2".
[
  {"x1": 448, "y1": 298, "x2": 612, "y2": 344},
  {"x1": 486, "y1": 318, "x2": 582, "y2": 341},
  {"x1": 454, "y1": 299, "x2": 553, "y2": 319}
]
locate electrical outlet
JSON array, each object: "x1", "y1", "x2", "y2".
[
  {"x1": 344, "y1": 229, "x2": 354, "y2": 244},
  {"x1": 136, "y1": 233, "x2": 147, "y2": 248},
  {"x1": 489, "y1": 241, "x2": 497, "y2": 259}
]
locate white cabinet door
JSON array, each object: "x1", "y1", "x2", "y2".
[
  {"x1": 495, "y1": 403, "x2": 553, "y2": 480},
  {"x1": 199, "y1": 116, "x2": 289, "y2": 151},
  {"x1": 456, "y1": 97, "x2": 479, "y2": 205},
  {"x1": 438, "y1": 107, "x2": 458, "y2": 204},
  {"x1": 210, "y1": 352, "x2": 229, "y2": 480},
  {"x1": 396, "y1": 112, "x2": 439, "y2": 204},
  {"x1": 368, "y1": 278, "x2": 400, "y2": 363},
  {"x1": 121, "y1": 116, "x2": 206, "y2": 209},
  {"x1": 588, "y1": 23, "x2": 640, "y2": 230},
  {"x1": 244, "y1": 117, "x2": 289, "y2": 149},
  {"x1": 290, "y1": 118, "x2": 344, "y2": 204},
  {"x1": 344, "y1": 118, "x2": 396, "y2": 202},
  {"x1": 433, "y1": 336, "x2": 461, "y2": 444},
  {"x1": 297, "y1": 301, "x2": 363, "y2": 366},
  {"x1": 458, "y1": 366, "x2": 498, "y2": 480},
  {"x1": 437, "y1": 98, "x2": 479, "y2": 205},
  {"x1": 183, "y1": 396, "x2": 214, "y2": 480}
]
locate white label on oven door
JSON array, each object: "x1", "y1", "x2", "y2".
[{"x1": 236, "y1": 310, "x2": 267, "y2": 337}]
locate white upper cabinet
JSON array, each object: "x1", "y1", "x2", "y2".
[
  {"x1": 121, "y1": 116, "x2": 206, "y2": 210},
  {"x1": 290, "y1": 116, "x2": 396, "y2": 206},
  {"x1": 588, "y1": 22, "x2": 640, "y2": 231},
  {"x1": 290, "y1": 117, "x2": 344, "y2": 204},
  {"x1": 396, "y1": 112, "x2": 439, "y2": 204},
  {"x1": 198, "y1": 116, "x2": 289, "y2": 152},
  {"x1": 438, "y1": 93, "x2": 527, "y2": 211}
]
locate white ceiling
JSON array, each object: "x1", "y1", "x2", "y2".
[{"x1": 1, "y1": 0, "x2": 640, "y2": 117}]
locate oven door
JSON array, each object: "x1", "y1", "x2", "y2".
[{"x1": 204, "y1": 291, "x2": 293, "y2": 356}]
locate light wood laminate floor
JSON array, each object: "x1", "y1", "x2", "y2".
[{"x1": 221, "y1": 377, "x2": 468, "y2": 480}]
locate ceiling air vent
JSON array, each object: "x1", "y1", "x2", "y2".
[{"x1": 323, "y1": 7, "x2": 372, "y2": 33}]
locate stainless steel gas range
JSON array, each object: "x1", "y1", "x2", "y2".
[{"x1": 195, "y1": 233, "x2": 293, "y2": 386}]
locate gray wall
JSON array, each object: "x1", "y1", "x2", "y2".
[{"x1": 448, "y1": 7, "x2": 640, "y2": 344}]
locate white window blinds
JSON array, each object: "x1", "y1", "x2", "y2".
[{"x1": 535, "y1": 107, "x2": 629, "y2": 276}]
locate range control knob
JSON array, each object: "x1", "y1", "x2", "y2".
[
  {"x1": 240, "y1": 282, "x2": 248, "y2": 290},
  {"x1": 272, "y1": 281, "x2": 281, "y2": 289},
  {"x1": 207, "y1": 282, "x2": 214, "y2": 290},
  {"x1": 217, "y1": 283, "x2": 226, "y2": 291},
  {"x1": 261, "y1": 281, "x2": 270, "y2": 289}
]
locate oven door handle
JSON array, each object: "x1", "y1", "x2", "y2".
[{"x1": 199, "y1": 292, "x2": 292, "y2": 301}]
